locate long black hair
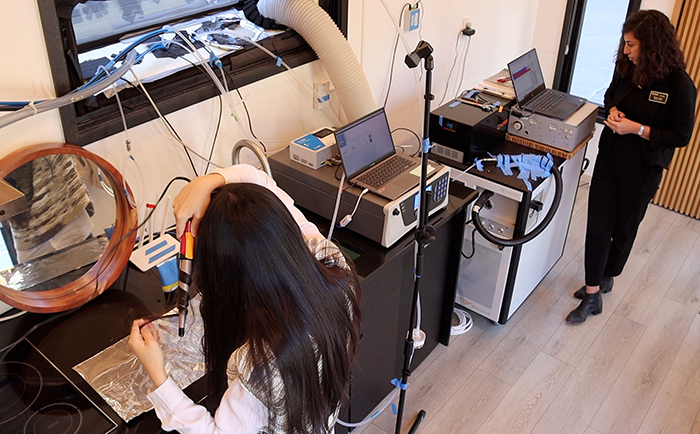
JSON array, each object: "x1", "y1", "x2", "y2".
[
  {"x1": 193, "y1": 182, "x2": 361, "y2": 433},
  {"x1": 615, "y1": 9, "x2": 686, "y2": 87}
]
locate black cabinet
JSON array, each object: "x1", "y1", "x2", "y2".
[{"x1": 305, "y1": 183, "x2": 476, "y2": 431}]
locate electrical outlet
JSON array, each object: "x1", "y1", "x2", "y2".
[
  {"x1": 313, "y1": 81, "x2": 330, "y2": 110},
  {"x1": 462, "y1": 16, "x2": 471, "y2": 30}
]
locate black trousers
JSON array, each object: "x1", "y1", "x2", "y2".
[{"x1": 584, "y1": 142, "x2": 663, "y2": 287}]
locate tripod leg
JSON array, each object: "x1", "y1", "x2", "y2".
[{"x1": 407, "y1": 410, "x2": 426, "y2": 434}]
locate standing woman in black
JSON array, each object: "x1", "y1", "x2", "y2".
[{"x1": 567, "y1": 9, "x2": 697, "y2": 324}]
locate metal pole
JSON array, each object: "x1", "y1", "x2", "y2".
[{"x1": 395, "y1": 47, "x2": 434, "y2": 434}]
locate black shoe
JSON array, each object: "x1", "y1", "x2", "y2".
[
  {"x1": 573, "y1": 276, "x2": 614, "y2": 299},
  {"x1": 566, "y1": 291, "x2": 602, "y2": 324}
]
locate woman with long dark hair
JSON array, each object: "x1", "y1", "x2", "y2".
[
  {"x1": 567, "y1": 9, "x2": 696, "y2": 323},
  {"x1": 129, "y1": 164, "x2": 362, "y2": 433}
]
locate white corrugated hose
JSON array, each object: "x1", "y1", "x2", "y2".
[{"x1": 257, "y1": 0, "x2": 377, "y2": 122}]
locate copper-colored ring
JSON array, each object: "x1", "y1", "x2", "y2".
[{"x1": 0, "y1": 143, "x2": 137, "y2": 313}]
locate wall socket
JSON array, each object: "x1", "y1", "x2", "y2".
[{"x1": 462, "y1": 16, "x2": 472, "y2": 30}]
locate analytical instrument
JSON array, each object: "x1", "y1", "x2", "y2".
[{"x1": 269, "y1": 150, "x2": 450, "y2": 248}]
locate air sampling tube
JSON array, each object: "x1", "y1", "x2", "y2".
[{"x1": 0, "y1": 51, "x2": 137, "y2": 131}]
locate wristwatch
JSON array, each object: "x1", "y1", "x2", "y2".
[{"x1": 637, "y1": 124, "x2": 645, "y2": 136}]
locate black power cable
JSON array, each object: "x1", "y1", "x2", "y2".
[{"x1": 471, "y1": 160, "x2": 563, "y2": 247}]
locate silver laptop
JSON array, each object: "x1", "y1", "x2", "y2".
[
  {"x1": 507, "y1": 48, "x2": 586, "y2": 120},
  {"x1": 334, "y1": 108, "x2": 435, "y2": 201}
]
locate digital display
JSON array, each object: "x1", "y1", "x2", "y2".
[
  {"x1": 413, "y1": 185, "x2": 433, "y2": 210},
  {"x1": 314, "y1": 128, "x2": 334, "y2": 138}
]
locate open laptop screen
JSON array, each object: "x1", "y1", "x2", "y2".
[
  {"x1": 508, "y1": 49, "x2": 546, "y2": 105},
  {"x1": 334, "y1": 108, "x2": 395, "y2": 179}
]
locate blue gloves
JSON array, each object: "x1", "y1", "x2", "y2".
[{"x1": 475, "y1": 153, "x2": 554, "y2": 191}]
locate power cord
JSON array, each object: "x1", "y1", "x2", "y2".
[
  {"x1": 339, "y1": 188, "x2": 369, "y2": 227},
  {"x1": 454, "y1": 33, "x2": 474, "y2": 101},
  {"x1": 382, "y1": 3, "x2": 411, "y2": 108},
  {"x1": 461, "y1": 223, "x2": 478, "y2": 260},
  {"x1": 451, "y1": 305, "x2": 473, "y2": 335}
]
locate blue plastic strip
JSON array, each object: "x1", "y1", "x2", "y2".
[
  {"x1": 145, "y1": 239, "x2": 168, "y2": 255},
  {"x1": 276, "y1": 56, "x2": 283, "y2": 67},
  {"x1": 391, "y1": 378, "x2": 408, "y2": 390},
  {"x1": 148, "y1": 244, "x2": 177, "y2": 264},
  {"x1": 422, "y1": 138, "x2": 432, "y2": 153}
]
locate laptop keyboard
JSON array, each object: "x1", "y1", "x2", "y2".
[
  {"x1": 356, "y1": 155, "x2": 414, "y2": 188},
  {"x1": 530, "y1": 91, "x2": 566, "y2": 111}
]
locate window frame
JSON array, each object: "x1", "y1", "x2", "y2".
[
  {"x1": 552, "y1": 0, "x2": 641, "y2": 121},
  {"x1": 37, "y1": 0, "x2": 347, "y2": 146}
]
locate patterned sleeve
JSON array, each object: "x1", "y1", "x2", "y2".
[{"x1": 305, "y1": 236, "x2": 349, "y2": 271}]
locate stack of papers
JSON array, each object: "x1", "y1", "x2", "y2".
[{"x1": 476, "y1": 68, "x2": 515, "y2": 100}]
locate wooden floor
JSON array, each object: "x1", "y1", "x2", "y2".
[{"x1": 351, "y1": 180, "x2": 700, "y2": 434}]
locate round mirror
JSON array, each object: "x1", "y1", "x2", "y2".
[{"x1": 0, "y1": 143, "x2": 137, "y2": 313}]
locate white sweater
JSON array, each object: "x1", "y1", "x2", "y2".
[{"x1": 147, "y1": 165, "x2": 343, "y2": 434}]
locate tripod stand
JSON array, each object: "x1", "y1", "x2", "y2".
[{"x1": 394, "y1": 40, "x2": 435, "y2": 434}]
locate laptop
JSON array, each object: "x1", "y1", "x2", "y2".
[
  {"x1": 334, "y1": 108, "x2": 436, "y2": 201},
  {"x1": 507, "y1": 48, "x2": 586, "y2": 120}
]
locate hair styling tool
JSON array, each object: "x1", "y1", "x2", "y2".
[{"x1": 177, "y1": 220, "x2": 194, "y2": 337}]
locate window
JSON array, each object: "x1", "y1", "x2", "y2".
[
  {"x1": 37, "y1": 0, "x2": 347, "y2": 146},
  {"x1": 553, "y1": 0, "x2": 641, "y2": 118}
]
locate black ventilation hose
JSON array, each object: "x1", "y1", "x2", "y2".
[
  {"x1": 471, "y1": 159, "x2": 563, "y2": 248},
  {"x1": 241, "y1": 0, "x2": 287, "y2": 30}
]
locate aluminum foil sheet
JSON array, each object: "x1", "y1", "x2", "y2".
[
  {"x1": 73, "y1": 294, "x2": 205, "y2": 422},
  {"x1": 0, "y1": 235, "x2": 107, "y2": 291}
]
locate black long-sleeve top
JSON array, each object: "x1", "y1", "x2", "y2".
[{"x1": 600, "y1": 68, "x2": 696, "y2": 169}]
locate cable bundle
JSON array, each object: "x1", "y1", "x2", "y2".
[{"x1": 450, "y1": 306, "x2": 473, "y2": 335}]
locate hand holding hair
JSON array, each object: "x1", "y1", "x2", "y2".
[{"x1": 172, "y1": 172, "x2": 226, "y2": 238}]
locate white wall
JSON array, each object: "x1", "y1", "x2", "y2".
[
  {"x1": 349, "y1": 0, "x2": 543, "y2": 136},
  {"x1": 0, "y1": 0, "x2": 676, "y2": 212}
]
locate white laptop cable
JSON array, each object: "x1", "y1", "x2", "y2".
[{"x1": 340, "y1": 188, "x2": 369, "y2": 227}]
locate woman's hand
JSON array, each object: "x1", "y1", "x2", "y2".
[
  {"x1": 608, "y1": 106, "x2": 625, "y2": 122},
  {"x1": 128, "y1": 319, "x2": 168, "y2": 388},
  {"x1": 604, "y1": 106, "x2": 638, "y2": 135},
  {"x1": 173, "y1": 172, "x2": 226, "y2": 238}
]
